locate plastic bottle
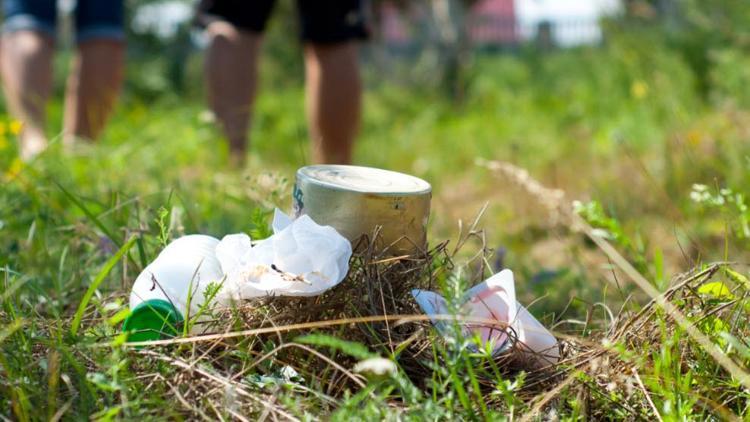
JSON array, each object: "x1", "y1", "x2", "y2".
[{"x1": 122, "y1": 235, "x2": 224, "y2": 342}]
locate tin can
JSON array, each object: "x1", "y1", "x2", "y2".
[{"x1": 294, "y1": 165, "x2": 432, "y2": 254}]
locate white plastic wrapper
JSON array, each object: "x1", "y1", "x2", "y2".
[
  {"x1": 412, "y1": 269, "x2": 560, "y2": 365},
  {"x1": 215, "y1": 209, "x2": 353, "y2": 301}
]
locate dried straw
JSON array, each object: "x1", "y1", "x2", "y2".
[{"x1": 91, "y1": 160, "x2": 750, "y2": 419}]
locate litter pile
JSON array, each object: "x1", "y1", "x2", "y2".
[
  {"x1": 124, "y1": 209, "x2": 352, "y2": 339},
  {"x1": 123, "y1": 165, "x2": 560, "y2": 390},
  {"x1": 113, "y1": 163, "x2": 750, "y2": 419}
]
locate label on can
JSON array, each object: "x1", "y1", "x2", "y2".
[{"x1": 293, "y1": 182, "x2": 305, "y2": 217}]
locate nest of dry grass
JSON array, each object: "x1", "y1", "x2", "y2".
[
  {"x1": 183, "y1": 229, "x2": 568, "y2": 401},
  {"x1": 114, "y1": 255, "x2": 749, "y2": 419},
  {"x1": 143, "y1": 241, "x2": 748, "y2": 418},
  {"x1": 117, "y1": 161, "x2": 750, "y2": 419}
]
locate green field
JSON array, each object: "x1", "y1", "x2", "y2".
[{"x1": 3, "y1": 16, "x2": 750, "y2": 420}]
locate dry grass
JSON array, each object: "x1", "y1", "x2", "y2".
[
  {"x1": 115, "y1": 246, "x2": 748, "y2": 419},
  {"x1": 76, "y1": 161, "x2": 750, "y2": 420}
]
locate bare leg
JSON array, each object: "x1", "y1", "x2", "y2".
[
  {"x1": 63, "y1": 39, "x2": 125, "y2": 145},
  {"x1": 0, "y1": 30, "x2": 54, "y2": 160},
  {"x1": 304, "y1": 42, "x2": 361, "y2": 164},
  {"x1": 205, "y1": 21, "x2": 261, "y2": 165}
]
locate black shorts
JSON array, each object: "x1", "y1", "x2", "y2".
[{"x1": 195, "y1": 0, "x2": 369, "y2": 44}]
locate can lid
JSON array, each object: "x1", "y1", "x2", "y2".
[
  {"x1": 298, "y1": 165, "x2": 431, "y2": 195},
  {"x1": 122, "y1": 299, "x2": 183, "y2": 342}
]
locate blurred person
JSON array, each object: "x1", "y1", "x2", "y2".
[
  {"x1": 1, "y1": 0, "x2": 125, "y2": 160},
  {"x1": 196, "y1": 1, "x2": 368, "y2": 165}
]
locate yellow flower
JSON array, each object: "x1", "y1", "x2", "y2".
[
  {"x1": 630, "y1": 80, "x2": 649, "y2": 99},
  {"x1": 686, "y1": 129, "x2": 703, "y2": 146},
  {"x1": 5, "y1": 157, "x2": 23, "y2": 181},
  {"x1": 0, "y1": 122, "x2": 7, "y2": 136},
  {"x1": 0, "y1": 136, "x2": 7, "y2": 151},
  {"x1": 9, "y1": 120, "x2": 23, "y2": 135}
]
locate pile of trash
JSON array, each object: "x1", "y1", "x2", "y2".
[
  {"x1": 123, "y1": 165, "x2": 560, "y2": 377},
  {"x1": 123, "y1": 210, "x2": 352, "y2": 339}
]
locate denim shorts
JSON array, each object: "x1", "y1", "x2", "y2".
[{"x1": 3, "y1": 0, "x2": 125, "y2": 43}]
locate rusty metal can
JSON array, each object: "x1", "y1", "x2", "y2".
[{"x1": 293, "y1": 165, "x2": 432, "y2": 254}]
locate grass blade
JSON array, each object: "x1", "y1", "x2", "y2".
[
  {"x1": 70, "y1": 236, "x2": 137, "y2": 336},
  {"x1": 135, "y1": 234, "x2": 149, "y2": 270},
  {"x1": 53, "y1": 180, "x2": 122, "y2": 246},
  {"x1": 296, "y1": 333, "x2": 375, "y2": 360},
  {"x1": 0, "y1": 319, "x2": 25, "y2": 344},
  {"x1": 1, "y1": 273, "x2": 29, "y2": 305}
]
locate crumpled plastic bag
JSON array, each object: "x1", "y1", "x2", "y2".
[
  {"x1": 412, "y1": 269, "x2": 560, "y2": 366},
  {"x1": 215, "y1": 209, "x2": 352, "y2": 301}
]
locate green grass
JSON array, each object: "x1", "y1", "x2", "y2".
[{"x1": 2, "y1": 33, "x2": 750, "y2": 419}]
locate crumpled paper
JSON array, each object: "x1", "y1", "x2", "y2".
[
  {"x1": 215, "y1": 209, "x2": 352, "y2": 301},
  {"x1": 412, "y1": 269, "x2": 559, "y2": 365}
]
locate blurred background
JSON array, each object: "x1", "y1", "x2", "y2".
[
  {"x1": 2, "y1": 0, "x2": 750, "y2": 316},
  {"x1": 123, "y1": 0, "x2": 619, "y2": 98}
]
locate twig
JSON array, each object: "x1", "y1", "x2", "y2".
[
  {"x1": 452, "y1": 201, "x2": 489, "y2": 256},
  {"x1": 167, "y1": 381, "x2": 213, "y2": 421},
  {"x1": 228, "y1": 408, "x2": 252, "y2": 422},
  {"x1": 49, "y1": 399, "x2": 73, "y2": 422},
  {"x1": 140, "y1": 350, "x2": 300, "y2": 422},
  {"x1": 631, "y1": 366, "x2": 662, "y2": 422},
  {"x1": 103, "y1": 314, "x2": 512, "y2": 348},
  {"x1": 520, "y1": 370, "x2": 578, "y2": 422}
]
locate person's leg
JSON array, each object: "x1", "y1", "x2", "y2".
[
  {"x1": 0, "y1": 0, "x2": 57, "y2": 160},
  {"x1": 196, "y1": 0, "x2": 275, "y2": 165},
  {"x1": 63, "y1": 0, "x2": 125, "y2": 144},
  {"x1": 63, "y1": 40, "x2": 124, "y2": 143},
  {"x1": 0, "y1": 31, "x2": 54, "y2": 159},
  {"x1": 204, "y1": 22, "x2": 261, "y2": 163},
  {"x1": 304, "y1": 43, "x2": 361, "y2": 164},
  {"x1": 297, "y1": 0, "x2": 368, "y2": 164}
]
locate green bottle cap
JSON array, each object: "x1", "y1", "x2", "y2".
[{"x1": 122, "y1": 299, "x2": 183, "y2": 343}]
